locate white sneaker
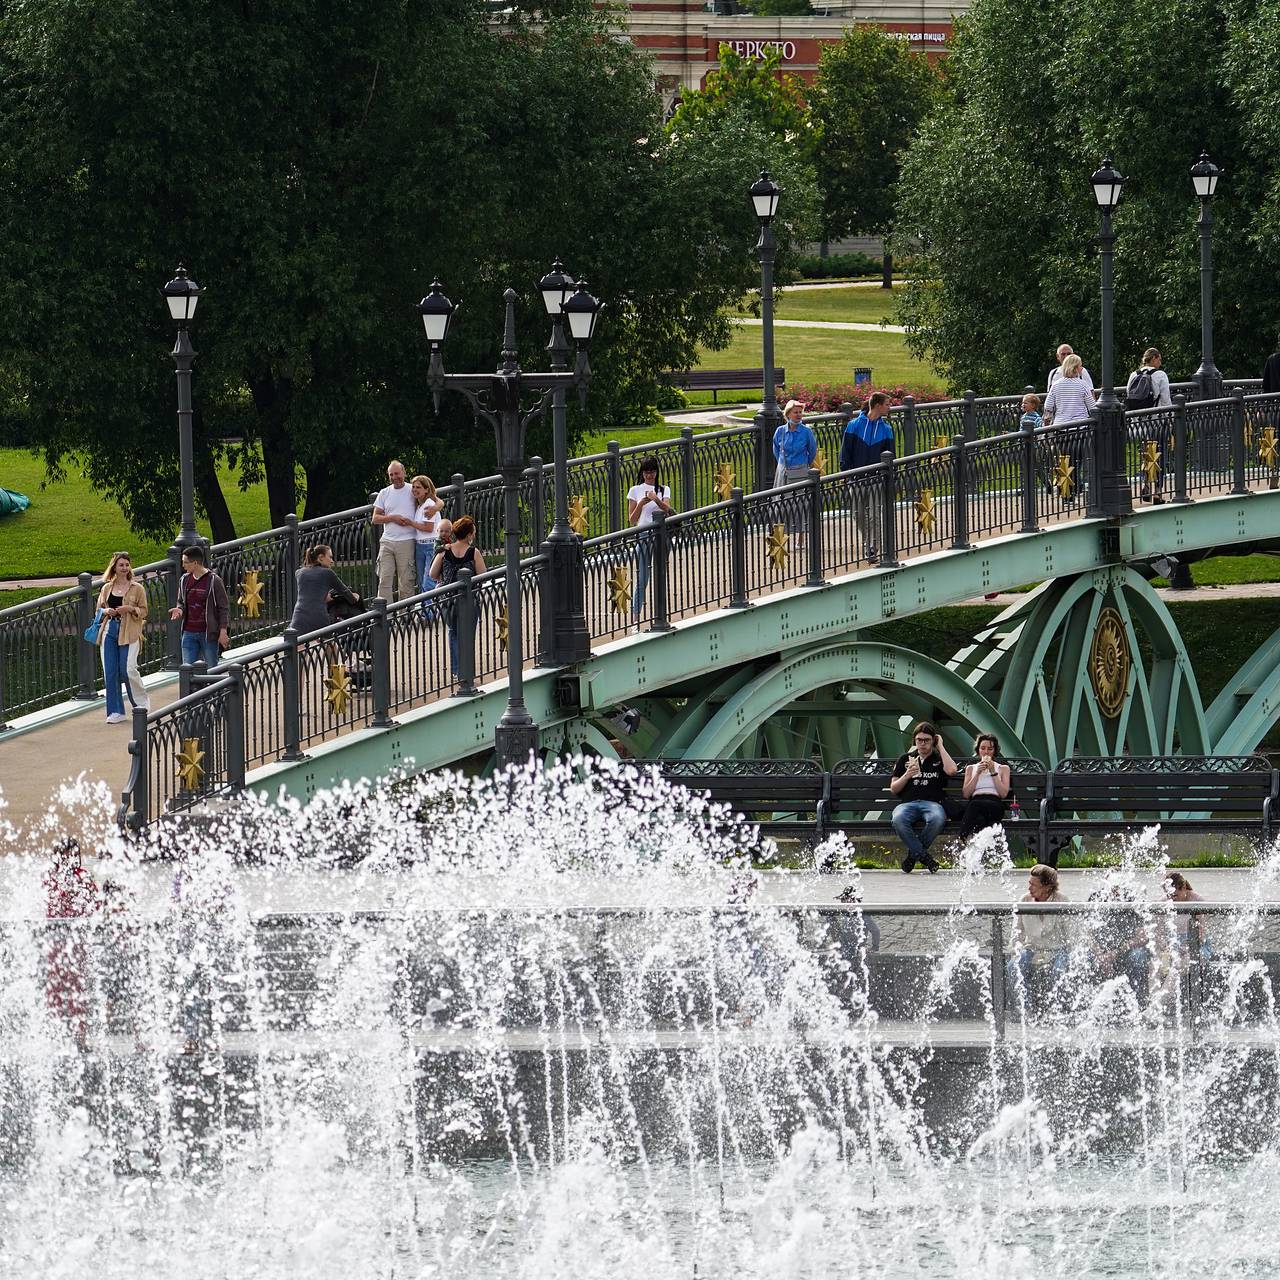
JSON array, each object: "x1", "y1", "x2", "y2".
[{"x1": 105, "y1": 713, "x2": 127, "y2": 724}]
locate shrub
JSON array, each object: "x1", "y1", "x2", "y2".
[
  {"x1": 787, "y1": 380, "x2": 952, "y2": 413},
  {"x1": 792, "y1": 252, "x2": 881, "y2": 280}
]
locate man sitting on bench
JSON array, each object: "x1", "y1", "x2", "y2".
[{"x1": 889, "y1": 721, "x2": 958, "y2": 874}]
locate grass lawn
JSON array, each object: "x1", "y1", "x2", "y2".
[
  {"x1": 1151, "y1": 553, "x2": 1280, "y2": 587},
  {"x1": 0, "y1": 446, "x2": 285, "y2": 580},
  {"x1": 738, "y1": 285, "x2": 904, "y2": 327}
]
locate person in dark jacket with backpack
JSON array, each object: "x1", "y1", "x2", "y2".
[
  {"x1": 840, "y1": 392, "x2": 894, "y2": 562},
  {"x1": 1126, "y1": 348, "x2": 1172, "y2": 501}
]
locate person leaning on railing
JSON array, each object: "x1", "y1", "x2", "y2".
[
  {"x1": 430, "y1": 515, "x2": 485, "y2": 677},
  {"x1": 289, "y1": 544, "x2": 362, "y2": 635},
  {"x1": 839, "y1": 392, "x2": 894, "y2": 564}
]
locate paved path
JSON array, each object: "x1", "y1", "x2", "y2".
[{"x1": 732, "y1": 316, "x2": 906, "y2": 334}]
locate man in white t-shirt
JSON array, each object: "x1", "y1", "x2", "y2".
[
  {"x1": 1046, "y1": 343, "x2": 1096, "y2": 396},
  {"x1": 372, "y1": 459, "x2": 418, "y2": 601}
]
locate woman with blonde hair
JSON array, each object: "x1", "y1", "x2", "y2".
[
  {"x1": 95, "y1": 551, "x2": 149, "y2": 723},
  {"x1": 409, "y1": 474, "x2": 445, "y2": 594}
]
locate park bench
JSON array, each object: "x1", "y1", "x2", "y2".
[
  {"x1": 653, "y1": 758, "x2": 825, "y2": 836},
  {"x1": 1038, "y1": 755, "x2": 1280, "y2": 863},
  {"x1": 659, "y1": 366, "x2": 785, "y2": 404}
]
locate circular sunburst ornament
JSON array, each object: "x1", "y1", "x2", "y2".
[{"x1": 1089, "y1": 606, "x2": 1130, "y2": 718}]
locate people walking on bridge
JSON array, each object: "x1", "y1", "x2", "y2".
[
  {"x1": 627, "y1": 456, "x2": 673, "y2": 631},
  {"x1": 168, "y1": 546, "x2": 229, "y2": 672},
  {"x1": 431, "y1": 515, "x2": 485, "y2": 676},
  {"x1": 840, "y1": 392, "x2": 894, "y2": 562},
  {"x1": 1044, "y1": 355, "x2": 1095, "y2": 506},
  {"x1": 95, "y1": 550, "x2": 149, "y2": 724},
  {"x1": 773, "y1": 401, "x2": 817, "y2": 534},
  {"x1": 1008, "y1": 864, "x2": 1070, "y2": 1010},
  {"x1": 372, "y1": 459, "x2": 418, "y2": 602},
  {"x1": 889, "y1": 721, "x2": 957, "y2": 874},
  {"x1": 1046, "y1": 343, "x2": 1095, "y2": 396},
  {"x1": 1044, "y1": 354, "x2": 1096, "y2": 425},
  {"x1": 1126, "y1": 348, "x2": 1173, "y2": 502},
  {"x1": 289, "y1": 544, "x2": 362, "y2": 635},
  {"x1": 956, "y1": 733, "x2": 1011, "y2": 840},
  {"x1": 409, "y1": 474, "x2": 445, "y2": 595}
]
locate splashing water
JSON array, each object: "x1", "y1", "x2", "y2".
[{"x1": 1, "y1": 760, "x2": 1279, "y2": 1277}]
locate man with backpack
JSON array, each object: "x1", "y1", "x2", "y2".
[{"x1": 1126, "y1": 348, "x2": 1172, "y2": 501}]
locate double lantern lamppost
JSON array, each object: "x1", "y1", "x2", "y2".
[
  {"x1": 750, "y1": 171, "x2": 782, "y2": 491},
  {"x1": 418, "y1": 273, "x2": 603, "y2": 769},
  {"x1": 1089, "y1": 158, "x2": 1133, "y2": 518},
  {"x1": 161, "y1": 266, "x2": 206, "y2": 553},
  {"x1": 1190, "y1": 150, "x2": 1223, "y2": 401}
]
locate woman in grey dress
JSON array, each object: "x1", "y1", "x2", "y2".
[{"x1": 288, "y1": 544, "x2": 362, "y2": 634}]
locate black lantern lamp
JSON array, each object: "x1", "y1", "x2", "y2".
[
  {"x1": 162, "y1": 266, "x2": 203, "y2": 325},
  {"x1": 1090, "y1": 158, "x2": 1126, "y2": 213},
  {"x1": 749, "y1": 170, "x2": 782, "y2": 223}
]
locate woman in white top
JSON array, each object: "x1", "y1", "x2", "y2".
[
  {"x1": 409, "y1": 475, "x2": 444, "y2": 593},
  {"x1": 1043, "y1": 353, "x2": 1096, "y2": 425},
  {"x1": 626, "y1": 455, "x2": 673, "y2": 628},
  {"x1": 957, "y1": 732, "x2": 1011, "y2": 839}
]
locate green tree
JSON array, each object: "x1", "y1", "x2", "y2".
[
  {"x1": 893, "y1": 0, "x2": 1266, "y2": 394},
  {"x1": 740, "y1": 0, "x2": 814, "y2": 14},
  {"x1": 0, "y1": 2, "x2": 798, "y2": 540},
  {"x1": 809, "y1": 27, "x2": 940, "y2": 244}
]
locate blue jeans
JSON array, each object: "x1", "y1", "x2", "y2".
[
  {"x1": 181, "y1": 631, "x2": 221, "y2": 669},
  {"x1": 891, "y1": 800, "x2": 946, "y2": 862},
  {"x1": 1007, "y1": 946, "x2": 1069, "y2": 1006},
  {"x1": 631, "y1": 536, "x2": 653, "y2": 621},
  {"x1": 415, "y1": 543, "x2": 437, "y2": 595},
  {"x1": 102, "y1": 618, "x2": 147, "y2": 718}
]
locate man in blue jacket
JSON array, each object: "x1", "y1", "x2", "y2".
[{"x1": 839, "y1": 392, "x2": 894, "y2": 562}]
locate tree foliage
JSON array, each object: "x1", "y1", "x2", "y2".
[
  {"x1": 809, "y1": 27, "x2": 940, "y2": 242},
  {"x1": 0, "y1": 2, "x2": 800, "y2": 540},
  {"x1": 894, "y1": 0, "x2": 1272, "y2": 394}
]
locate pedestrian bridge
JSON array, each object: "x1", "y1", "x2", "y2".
[{"x1": 3, "y1": 385, "x2": 1280, "y2": 834}]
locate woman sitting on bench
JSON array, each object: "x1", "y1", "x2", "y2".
[{"x1": 957, "y1": 732, "x2": 1011, "y2": 840}]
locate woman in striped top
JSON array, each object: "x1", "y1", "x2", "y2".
[{"x1": 1043, "y1": 353, "x2": 1096, "y2": 424}]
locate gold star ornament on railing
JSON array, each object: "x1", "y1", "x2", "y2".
[
  {"x1": 813, "y1": 447, "x2": 827, "y2": 476},
  {"x1": 237, "y1": 568, "x2": 265, "y2": 618},
  {"x1": 1140, "y1": 441, "x2": 1162, "y2": 490},
  {"x1": 497, "y1": 606, "x2": 509, "y2": 649},
  {"x1": 766, "y1": 523, "x2": 789, "y2": 570},
  {"x1": 915, "y1": 489, "x2": 936, "y2": 537},
  {"x1": 568, "y1": 495, "x2": 589, "y2": 536},
  {"x1": 325, "y1": 663, "x2": 352, "y2": 718},
  {"x1": 176, "y1": 737, "x2": 205, "y2": 790},
  {"x1": 607, "y1": 564, "x2": 632, "y2": 615},
  {"x1": 1260, "y1": 427, "x2": 1278, "y2": 470},
  {"x1": 1052, "y1": 455, "x2": 1075, "y2": 500},
  {"x1": 713, "y1": 463, "x2": 735, "y2": 502}
]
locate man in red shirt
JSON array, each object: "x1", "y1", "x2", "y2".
[{"x1": 168, "y1": 546, "x2": 230, "y2": 668}]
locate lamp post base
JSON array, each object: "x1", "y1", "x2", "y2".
[
  {"x1": 543, "y1": 537, "x2": 592, "y2": 667},
  {"x1": 753, "y1": 406, "x2": 781, "y2": 492},
  {"x1": 494, "y1": 720, "x2": 540, "y2": 770}
]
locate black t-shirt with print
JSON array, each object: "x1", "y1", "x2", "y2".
[{"x1": 892, "y1": 750, "x2": 947, "y2": 803}]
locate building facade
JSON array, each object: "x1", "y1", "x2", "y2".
[{"x1": 624, "y1": 1, "x2": 958, "y2": 108}]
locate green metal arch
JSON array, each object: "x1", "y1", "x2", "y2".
[
  {"x1": 1206, "y1": 625, "x2": 1280, "y2": 754},
  {"x1": 681, "y1": 642, "x2": 1026, "y2": 760}
]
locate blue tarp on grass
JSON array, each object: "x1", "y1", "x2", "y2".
[{"x1": 0, "y1": 487, "x2": 30, "y2": 516}]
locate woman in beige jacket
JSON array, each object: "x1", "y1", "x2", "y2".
[{"x1": 95, "y1": 551, "x2": 149, "y2": 723}]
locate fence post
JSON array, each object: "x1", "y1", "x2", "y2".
[
  {"x1": 75, "y1": 572, "x2": 98, "y2": 700},
  {"x1": 806, "y1": 467, "x2": 824, "y2": 586},
  {"x1": 1085, "y1": 407, "x2": 1105, "y2": 518},
  {"x1": 606, "y1": 440, "x2": 623, "y2": 532},
  {"x1": 370, "y1": 596, "x2": 394, "y2": 728},
  {"x1": 1172, "y1": 395, "x2": 1191, "y2": 504},
  {"x1": 282, "y1": 627, "x2": 305, "y2": 761},
  {"x1": 901, "y1": 395, "x2": 917, "y2": 456},
  {"x1": 284, "y1": 513, "x2": 300, "y2": 616},
  {"x1": 990, "y1": 915, "x2": 1007, "y2": 1040},
  {"x1": 526, "y1": 457, "x2": 545, "y2": 553},
  {"x1": 125, "y1": 705, "x2": 150, "y2": 831},
  {"x1": 178, "y1": 660, "x2": 195, "y2": 701},
  {"x1": 951, "y1": 435, "x2": 971, "y2": 549},
  {"x1": 1231, "y1": 387, "x2": 1248, "y2": 495},
  {"x1": 680, "y1": 426, "x2": 696, "y2": 511},
  {"x1": 455, "y1": 569, "x2": 478, "y2": 696},
  {"x1": 165, "y1": 545, "x2": 183, "y2": 671},
  {"x1": 225, "y1": 662, "x2": 246, "y2": 791},
  {"x1": 962, "y1": 389, "x2": 977, "y2": 442},
  {"x1": 730, "y1": 487, "x2": 750, "y2": 608},
  {"x1": 1020, "y1": 417, "x2": 1040, "y2": 533},
  {"x1": 648, "y1": 513, "x2": 674, "y2": 632},
  {"x1": 450, "y1": 472, "x2": 466, "y2": 519},
  {"x1": 878, "y1": 450, "x2": 899, "y2": 568}
]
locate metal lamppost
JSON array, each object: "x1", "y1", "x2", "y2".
[
  {"x1": 1190, "y1": 151, "x2": 1223, "y2": 401},
  {"x1": 1089, "y1": 159, "x2": 1133, "y2": 517},
  {"x1": 750, "y1": 171, "x2": 782, "y2": 491},
  {"x1": 538, "y1": 260, "x2": 592, "y2": 665},
  {"x1": 162, "y1": 266, "x2": 206, "y2": 552},
  {"x1": 419, "y1": 277, "x2": 602, "y2": 768}
]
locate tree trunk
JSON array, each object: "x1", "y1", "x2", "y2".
[
  {"x1": 192, "y1": 428, "x2": 237, "y2": 544},
  {"x1": 248, "y1": 371, "x2": 297, "y2": 530},
  {"x1": 881, "y1": 249, "x2": 893, "y2": 289}
]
